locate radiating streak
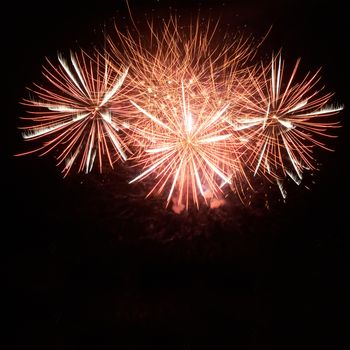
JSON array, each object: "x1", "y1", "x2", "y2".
[
  {"x1": 185, "y1": 111, "x2": 193, "y2": 134},
  {"x1": 298, "y1": 105, "x2": 343, "y2": 116},
  {"x1": 47, "y1": 105, "x2": 80, "y2": 112},
  {"x1": 64, "y1": 146, "x2": 80, "y2": 171},
  {"x1": 237, "y1": 117, "x2": 267, "y2": 124},
  {"x1": 201, "y1": 104, "x2": 230, "y2": 131},
  {"x1": 129, "y1": 152, "x2": 175, "y2": 184},
  {"x1": 202, "y1": 154, "x2": 232, "y2": 185},
  {"x1": 105, "y1": 127, "x2": 127, "y2": 161},
  {"x1": 275, "y1": 54, "x2": 282, "y2": 102},
  {"x1": 181, "y1": 81, "x2": 192, "y2": 134},
  {"x1": 100, "y1": 66, "x2": 129, "y2": 107},
  {"x1": 231, "y1": 121, "x2": 262, "y2": 131},
  {"x1": 254, "y1": 140, "x2": 268, "y2": 176},
  {"x1": 281, "y1": 133, "x2": 302, "y2": 180},
  {"x1": 193, "y1": 159, "x2": 205, "y2": 198},
  {"x1": 278, "y1": 119, "x2": 294, "y2": 129},
  {"x1": 72, "y1": 113, "x2": 89, "y2": 122},
  {"x1": 58, "y1": 53, "x2": 87, "y2": 97},
  {"x1": 198, "y1": 133, "x2": 232, "y2": 144},
  {"x1": 101, "y1": 111, "x2": 112, "y2": 123},
  {"x1": 22, "y1": 121, "x2": 72, "y2": 139},
  {"x1": 287, "y1": 99, "x2": 308, "y2": 113},
  {"x1": 277, "y1": 179, "x2": 287, "y2": 199},
  {"x1": 86, "y1": 129, "x2": 95, "y2": 173},
  {"x1": 145, "y1": 146, "x2": 175, "y2": 153},
  {"x1": 70, "y1": 51, "x2": 90, "y2": 97},
  {"x1": 129, "y1": 100, "x2": 174, "y2": 132},
  {"x1": 263, "y1": 102, "x2": 270, "y2": 129},
  {"x1": 286, "y1": 170, "x2": 302, "y2": 185},
  {"x1": 88, "y1": 150, "x2": 96, "y2": 173},
  {"x1": 167, "y1": 157, "x2": 184, "y2": 204}
]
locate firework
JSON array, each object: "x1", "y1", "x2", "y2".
[
  {"x1": 108, "y1": 15, "x2": 257, "y2": 90},
  {"x1": 107, "y1": 16, "x2": 258, "y2": 209},
  {"x1": 16, "y1": 8, "x2": 343, "y2": 211},
  {"x1": 129, "y1": 80, "x2": 243, "y2": 210},
  {"x1": 232, "y1": 53, "x2": 343, "y2": 196},
  {"x1": 17, "y1": 50, "x2": 131, "y2": 176}
]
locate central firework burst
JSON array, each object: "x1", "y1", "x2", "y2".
[
  {"x1": 107, "y1": 15, "x2": 257, "y2": 209},
  {"x1": 129, "y1": 80, "x2": 240, "y2": 209}
]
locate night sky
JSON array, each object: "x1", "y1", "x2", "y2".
[{"x1": 4, "y1": 1, "x2": 349, "y2": 349}]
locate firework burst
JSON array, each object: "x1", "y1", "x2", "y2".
[
  {"x1": 106, "y1": 15, "x2": 261, "y2": 209},
  {"x1": 18, "y1": 50, "x2": 131, "y2": 176},
  {"x1": 128, "y1": 79, "x2": 244, "y2": 210},
  {"x1": 232, "y1": 53, "x2": 343, "y2": 197}
]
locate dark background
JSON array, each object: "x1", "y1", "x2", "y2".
[{"x1": 4, "y1": 1, "x2": 349, "y2": 349}]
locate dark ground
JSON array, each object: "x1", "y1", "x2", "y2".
[{"x1": 3, "y1": 1, "x2": 349, "y2": 349}]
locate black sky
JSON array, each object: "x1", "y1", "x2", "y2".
[{"x1": 4, "y1": 1, "x2": 349, "y2": 349}]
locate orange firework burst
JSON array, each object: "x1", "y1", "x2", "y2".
[
  {"x1": 107, "y1": 15, "x2": 257, "y2": 209},
  {"x1": 18, "y1": 50, "x2": 131, "y2": 176},
  {"x1": 129, "y1": 80, "x2": 241, "y2": 210},
  {"x1": 232, "y1": 53, "x2": 343, "y2": 197}
]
